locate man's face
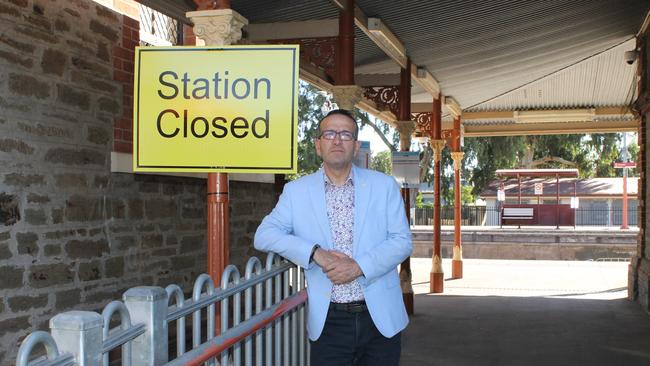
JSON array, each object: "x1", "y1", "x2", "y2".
[{"x1": 315, "y1": 114, "x2": 360, "y2": 170}]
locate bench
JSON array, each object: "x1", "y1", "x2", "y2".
[{"x1": 502, "y1": 207, "x2": 534, "y2": 220}]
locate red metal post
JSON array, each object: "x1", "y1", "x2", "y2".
[
  {"x1": 208, "y1": 173, "x2": 229, "y2": 285},
  {"x1": 338, "y1": 0, "x2": 355, "y2": 85},
  {"x1": 430, "y1": 96, "x2": 444, "y2": 293},
  {"x1": 398, "y1": 59, "x2": 414, "y2": 314},
  {"x1": 556, "y1": 174, "x2": 560, "y2": 229},
  {"x1": 451, "y1": 116, "x2": 463, "y2": 279},
  {"x1": 622, "y1": 167, "x2": 629, "y2": 229}
]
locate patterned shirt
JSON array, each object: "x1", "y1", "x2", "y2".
[{"x1": 324, "y1": 171, "x2": 364, "y2": 303}]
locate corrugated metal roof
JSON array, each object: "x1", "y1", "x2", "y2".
[
  {"x1": 466, "y1": 39, "x2": 638, "y2": 111},
  {"x1": 482, "y1": 177, "x2": 639, "y2": 196},
  {"x1": 153, "y1": 0, "x2": 649, "y2": 113}
]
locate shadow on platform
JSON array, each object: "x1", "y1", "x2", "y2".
[{"x1": 401, "y1": 293, "x2": 650, "y2": 365}]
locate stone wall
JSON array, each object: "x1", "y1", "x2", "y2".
[
  {"x1": 630, "y1": 23, "x2": 650, "y2": 312},
  {"x1": 0, "y1": 1, "x2": 276, "y2": 364}
]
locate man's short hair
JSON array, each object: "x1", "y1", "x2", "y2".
[{"x1": 318, "y1": 109, "x2": 359, "y2": 138}]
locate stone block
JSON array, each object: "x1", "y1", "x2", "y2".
[
  {"x1": 182, "y1": 206, "x2": 203, "y2": 219},
  {"x1": 56, "y1": 84, "x2": 90, "y2": 110},
  {"x1": 25, "y1": 208, "x2": 47, "y2": 225},
  {"x1": 180, "y1": 235, "x2": 203, "y2": 252},
  {"x1": 55, "y1": 18, "x2": 70, "y2": 32},
  {"x1": 142, "y1": 234, "x2": 163, "y2": 249},
  {"x1": 97, "y1": 97, "x2": 121, "y2": 115},
  {"x1": 71, "y1": 57, "x2": 110, "y2": 77},
  {"x1": 89, "y1": 19, "x2": 118, "y2": 42},
  {"x1": 0, "y1": 242, "x2": 11, "y2": 260},
  {"x1": 172, "y1": 255, "x2": 195, "y2": 270},
  {"x1": 85, "y1": 289, "x2": 120, "y2": 304},
  {"x1": 0, "y1": 193, "x2": 20, "y2": 225},
  {"x1": 96, "y1": 41, "x2": 109, "y2": 62},
  {"x1": 55, "y1": 173, "x2": 87, "y2": 188},
  {"x1": 0, "y1": 138, "x2": 35, "y2": 154},
  {"x1": 4, "y1": 173, "x2": 44, "y2": 187},
  {"x1": 114, "y1": 235, "x2": 135, "y2": 251},
  {"x1": 0, "y1": 265, "x2": 24, "y2": 288},
  {"x1": 71, "y1": 72, "x2": 117, "y2": 93},
  {"x1": 55, "y1": 289, "x2": 81, "y2": 311},
  {"x1": 110, "y1": 198, "x2": 126, "y2": 219},
  {"x1": 44, "y1": 147, "x2": 104, "y2": 166},
  {"x1": 41, "y1": 49, "x2": 67, "y2": 76},
  {"x1": 65, "y1": 238, "x2": 109, "y2": 259},
  {"x1": 0, "y1": 34, "x2": 35, "y2": 53},
  {"x1": 0, "y1": 49, "x2": 33, "y2": 68},
  {"x1": 30, "y1": 263, "x2": 73, "y2": 288},
  {"x1": 0, "y1": 2, "x2": 20, "y2": 17},
  {"x1": 44, "y1": 244, "x2": 62, "y2": 257},
  {"x1": 51, "y1": 208, "x2": 64, "y2": 224},
  {"x1": 16, "y1": 232, "x2": 38, "y2": 255},
  {"x1": 8, "y1": 294, "x2": 48, "y2": 311},
  {"x1": 94, "y1": 175, "x2": 109, "y2": 188},
  {"x1": 65, "y1": 195, "x2": 102, "y2": 222},
  {"x1": 87, "y1": 126, "x2": 110, "y2": 145},
  {"x1": 105, "y1": 257, "x2": 124, "y2": 278},
  {"x1": 9, "y1": 73, "x2": 50, "y2": 99},
  {"x1": 0, "y1": 316, "x2": 30, "y2": 337},
  {"x1": 145, "y1": 199, "x2": 177, "y2": 219},
  {"x1": 152, "y1": 248, "x2": 176, "y2": 257},
  {"x1": 78, "y1": 260, "x2": 102, "y2": 281},
  {"x1": 26, "y1": 13, "x2": 51, "y2": 32}
]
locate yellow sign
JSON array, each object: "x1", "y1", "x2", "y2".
[{"x1": 133, "y1": 45, "x2": 299, "y2": 173}]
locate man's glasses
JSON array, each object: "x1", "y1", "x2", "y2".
[{"x1": 319, "y1": 130, "x2": 356, "y2": 141}]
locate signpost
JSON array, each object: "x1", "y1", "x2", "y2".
[
  {"x1": 614, "y1": 161, "x2": 636, "y2": 230},
  {"x1": 133, "y1": 45, "x2": 299, "y2": 173}
]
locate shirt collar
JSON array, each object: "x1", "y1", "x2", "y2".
[{"x1": 323, "y1": 168, "x2": 354, "y2": 187}]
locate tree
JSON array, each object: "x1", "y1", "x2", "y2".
[{"x1": 370, "y1": 150, "x2": 392, "y2": 174}]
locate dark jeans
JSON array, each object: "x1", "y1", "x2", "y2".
[{"x1": 310, "y1": 303, "x2": 401, "y2": 366}]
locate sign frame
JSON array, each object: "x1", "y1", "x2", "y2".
[{"x1": 133, "y1": 45, "x2": 299, "y2": 174}]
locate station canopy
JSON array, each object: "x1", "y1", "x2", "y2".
[{"x1": 143, "y1": 0, "x2": 650, "y2": 137}]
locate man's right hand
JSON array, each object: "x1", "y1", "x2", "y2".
[{"x1": 313, "y1": 248, "x2": 346, "y2": 268}]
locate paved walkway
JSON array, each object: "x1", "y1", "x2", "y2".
[{"x1": 401, "y1": 259, "x2": 650, "y2": 365}]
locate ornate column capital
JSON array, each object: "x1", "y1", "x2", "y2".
[
  {"x1": 395, "y1": 120, "x2": 416, "y2": 151},
  {"x1": 187, "y1": 9, "x2": 248, "y2": 46},
  {"x1": 430, "y1": 139, "x2": 446, "y2": 163},
  {"x1": 451, "y1": 151, "x2": 465, "y2": 170},
  {"x1": 331, "y1": 85, "x2": 363, "y2": 111}
]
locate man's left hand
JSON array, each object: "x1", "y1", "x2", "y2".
[{"x1": 323, "y1": 256, "x2": 363, "y2": 284}]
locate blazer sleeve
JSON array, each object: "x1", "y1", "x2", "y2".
[
  {"x1": 355, "y1": 177, "x2": 412, "y2": 285},
  {"x1": 254, "y1": 182, "x2": 316, "y2": 269}
]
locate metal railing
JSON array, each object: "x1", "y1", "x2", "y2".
[
  {"x1": 414, "y1": 206, "x2": 638, "y2": 227},
  {"x1": 16, "y1": 253, "x2": 308, "y2": 366}
]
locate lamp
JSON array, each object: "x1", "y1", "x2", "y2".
[
  {"x1": 514, "y1": 109, "x2": 595, "y2": 124},
  {"x1": 367, "y1": 18, "x2": 407, "y2": 68}
]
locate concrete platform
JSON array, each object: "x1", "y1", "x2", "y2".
[
  {"x1": 411, "y1": 226, "x2": 637, "y2": 261},
  {"x1": 401, "y1": 258, "x2": 650, "y2": 365}
]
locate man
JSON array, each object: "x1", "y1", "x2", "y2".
[{"x1": 254, "y1": 109, "x2": 412, "y2": 365}]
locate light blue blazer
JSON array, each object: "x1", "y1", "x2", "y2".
[{"x1": 254, "y1": 165, "x2": 412, "y2": 340}]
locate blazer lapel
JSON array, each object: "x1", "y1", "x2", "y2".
[
  {"x1": 308, "y1": 169, "x2": 333, "y2": 249},
  {"x1": 353, "y1": 166, "x2": 371, "y2": 256}
]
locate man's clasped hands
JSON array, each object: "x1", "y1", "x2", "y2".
[{"x1": 312, "y1": 248, "x2": 363, "y2": 284}]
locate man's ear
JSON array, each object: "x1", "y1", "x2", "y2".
[{"x1": 314, "y1": 138, "x2": 323, "y2": 158}]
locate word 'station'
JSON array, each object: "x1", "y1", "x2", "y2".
[
  {"x1": 156, "y1": 71, "x2": 270, "y2": 140},
  {"x1": 133, "y1": 46, "x2": 299, "y2": 173}
]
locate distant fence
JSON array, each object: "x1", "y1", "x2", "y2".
[
  {"x1": 16, "y1": 253, "x2": 308, "y2": 366},
  {"x1": 414, "y1": 206, "x2": 638, "y2": 227}
]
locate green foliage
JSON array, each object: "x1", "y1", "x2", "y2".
[
  {"x1": 370, "y1": 150, "x2": 392, "y2": 174},
  {"x1": 443, "y1": 185, "x2": 475, "y2": 205}
]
